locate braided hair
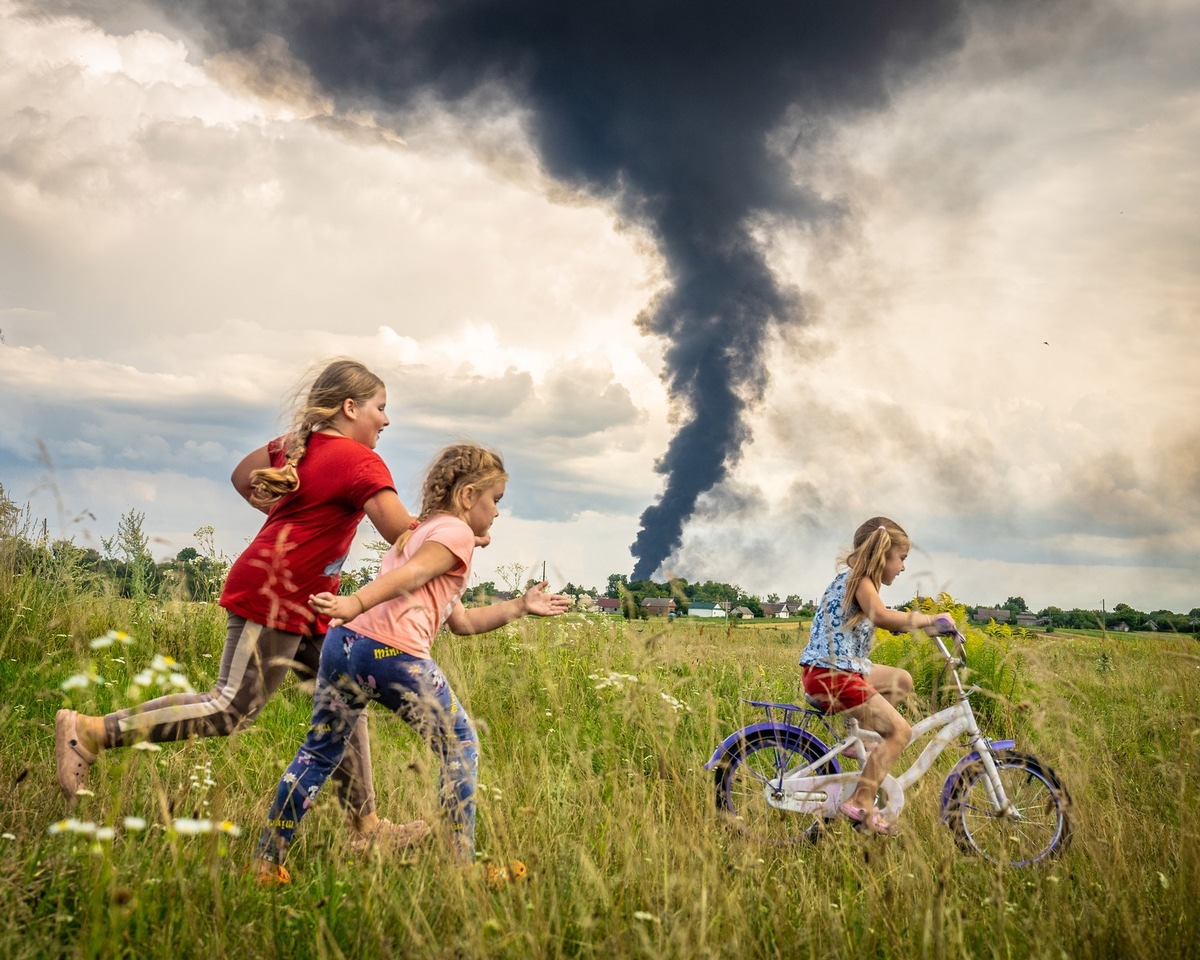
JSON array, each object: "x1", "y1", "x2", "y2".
[
  {"x1": 248, "y1": 358, "x2": 385, "y2": 509},
  {"x1": 394, "y1": 444, "x2": 508, "y2": 551},
  {"x1": 842, "y1": 516, "x2": 910, "y2": 628}
]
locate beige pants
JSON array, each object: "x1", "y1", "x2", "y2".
[{"x1": 103, "y1": 613, "x2": 375, "y2": 816}]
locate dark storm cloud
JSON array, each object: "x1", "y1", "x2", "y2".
[{"x1": 65, "y1": 0, "x2": 975, "y2": 578}]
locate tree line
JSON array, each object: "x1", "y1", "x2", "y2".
[{"x1": 2, "y1": 488, "x2": 1195, "y2": 631}]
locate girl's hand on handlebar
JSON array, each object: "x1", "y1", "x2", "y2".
[{"x1": 926, "y1": 614, "x2": 957, "y2": 636}]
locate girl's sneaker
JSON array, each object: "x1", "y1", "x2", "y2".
[
  {"x1": 485, "y1": 859, "x2": 527, "y2": 888},
  {"x1": 247, "y1": 861, "x2": 291, "y2": 886}
]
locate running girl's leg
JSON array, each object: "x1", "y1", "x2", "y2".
[
  {"x1": 56, "y1": 614, "x2": 304, "y2": 801},
  {"x1": 100, "y1": 614, "x2": 301, "y2": 747},
  {"x1": 347, "y1": 640, "x2": 479, "y2": 861},
  {"x1": 255, "y1": 625, "x2": 366, "y2": 863},
  {"x1": 292, "y1": 632, "x2": 376, "y2": 822}
]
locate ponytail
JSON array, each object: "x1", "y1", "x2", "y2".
[{"x1": 842, "y1": 516, "x2": 909, "y2": 628}]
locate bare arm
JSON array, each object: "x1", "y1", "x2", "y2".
[
  {"x1": 855, "y1": 579, "x2": 953, "y2": 634},
  {"x1": 445, "y1": 580, "x2": 571, "y2": 636},
  {"x1": 362, "y1": 489, "x2": 416, "y2": 544},
  {"x1": 230, "y1": 445, "x2": 273, "y2": 514},
  {"x1": 308, "y1": 541, "x2": 459, "y2": 623},
  {"x1": 364, "y1": 491, "x2": 490, "y2": 548}
]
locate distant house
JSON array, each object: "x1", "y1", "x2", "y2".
[
  {"x1": 1111, "y1": 621, "x2": 1131, "y2": 632},
  {"x1": 688, "y1": 601, "x2": 726, "y2": 618},
  {"x1": 761, "y1": 602, "x2": 800, "y2": 619},
  {"x1": 1144, "y1": 620, "x2": 1158, "y2": 631},
  {"x1": 730, "y1": 606, "x2": 754, "y2": 619},
  {"x1": 1015, "y1": 612, "x2": 1044, "y2": 627},
  {"x1": 595, "y1": 597, "x2": 622, "y2": 614},
  {"x1": 974, "y1": 608, "x2": 1010, "y2": 624},
  {"x1": 640, "y1": 598, "x2": 677, "y2": 617}
]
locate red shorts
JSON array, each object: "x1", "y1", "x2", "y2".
[{"x1": 801, "y1": 665, "x2": 877, "y2": 712}]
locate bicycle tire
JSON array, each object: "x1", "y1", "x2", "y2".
[
  {"x1": 713, "y1": 727, "x2": 836, "y2": 845},
  {"x1": 947, "y1": 751, "x2": 1070, "y2": 866}
]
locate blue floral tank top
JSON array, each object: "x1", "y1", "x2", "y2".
[{"x1": 798, "y1": 570, "x2": 875, "y2": 675}]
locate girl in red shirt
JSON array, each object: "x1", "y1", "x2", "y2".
[{"x1": 56, "y1": 358, "x2": 424, "y2": 847}]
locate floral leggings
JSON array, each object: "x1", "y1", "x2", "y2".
[{"x1": 256, "y1": 625, "x2": 478, "y2": 863}]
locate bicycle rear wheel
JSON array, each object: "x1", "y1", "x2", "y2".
[
  {"x1": 713, "y1": 728, "x2": 836, "y2": 845},
  {"x1": 948, "y1": 752, "x2": 1070, "y2": 866}
]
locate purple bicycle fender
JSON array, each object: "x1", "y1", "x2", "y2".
[
  {"x1": 703, "y1": 723, "x2": 839, "y2": 773},
  {"x1": 938, "y1": 740, "x2": 1016, "y2": 820}
]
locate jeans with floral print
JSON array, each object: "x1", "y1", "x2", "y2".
[{"x1": 256, "y1": 625, "x2": 478, "y2": 863}]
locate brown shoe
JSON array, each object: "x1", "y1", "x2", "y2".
[
  {"x1": 349, "y1": 817, "x2": 431, "y2": 854},
  {"x1": 55, "y1": 709, "x2": 97, "y2": 804}
]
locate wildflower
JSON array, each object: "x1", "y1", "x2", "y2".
[
  {"x1": 660, "y1": 692, "x2": 691, "y2": 713},
  {"x1": 132, "y1": 741, "x2": 162, "y2": 752},
  {"x1": 590, "y1": 671, "x2": 639, "y2": 690},
  {"x1": 48, "y1": 819, "x2": 96, "y2": 836},
  {"x1": 61, "y1": 669, "x2": 103, "y2": 691},
  {"x1": 89, "y1": 630, "x2": 133, "y2": 650},
  {"x1": 1, "y1": 833, "x2": 15, "y2": 841},
  {"x1": 123, "y1": 817, "x2": 147, "y2": 832},
  {"x1": 633, "y1": 911, "x2": 660, "y2": 923},
  {"x1": 170, "y1": 818, "x2": 242, "y2": 837},
  {"x1": 94, "y1": 827, "x2": 115, "y2": 842},
  {"x1": 74, "y1": 788, "x2": 95, "y2": 797}
]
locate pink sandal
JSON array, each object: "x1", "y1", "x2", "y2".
[{"x1": 839, "y1": 801, "x2": 901, "y2": 837}]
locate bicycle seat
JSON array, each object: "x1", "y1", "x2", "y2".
[{"x1": 802, "y1": 693, "x2": 836, "y2": 715}]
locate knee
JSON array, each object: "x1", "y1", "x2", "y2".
[
  {"x1": 897, "y1": 669, "x2": 914, "y2": 696},
  {"x1": 889, "y1": 715, "x2": 912, "y2": 745}
]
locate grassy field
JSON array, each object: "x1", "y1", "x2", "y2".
[{"x1": 1, "y1": 572, "x2": 1197, "y2": 958}]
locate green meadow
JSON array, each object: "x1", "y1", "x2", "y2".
[{"x1": 1, "y1": 557, "x2": 1198, "y2": 958}]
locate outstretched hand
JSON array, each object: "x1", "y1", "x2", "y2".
[{"x1": 522, "y1": 580, "x2": 571, "y2": 617}]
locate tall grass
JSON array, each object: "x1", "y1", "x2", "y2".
[{"x1": 0, "y1": 557, "x2": 1197, "y2": 958}]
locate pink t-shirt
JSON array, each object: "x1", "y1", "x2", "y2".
[{"x1": 348, "y1": 514, "x2": 474, "y2": 659}]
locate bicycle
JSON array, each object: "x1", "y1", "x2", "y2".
[{"x1": 704, "y1": 631, "x2": 1071, "y2": 866}]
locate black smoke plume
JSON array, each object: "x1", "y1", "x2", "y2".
[{"x1": 113, "y1": 0, "x2": 969, "y2": 579}]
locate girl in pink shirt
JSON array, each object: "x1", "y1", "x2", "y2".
[{"x1": 250, "y1": 443, "x2": 569, "y2": 884}]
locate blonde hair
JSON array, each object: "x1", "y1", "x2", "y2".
[
  {"x1": 394, "y1": 444, "x2": 508, "y2": 552},
  {"x1": 249, "y1": 358, "x2": 385, "y2": 508},
  {"x1": 842, "y1": 516, "x2": 910, "y2": 628}
]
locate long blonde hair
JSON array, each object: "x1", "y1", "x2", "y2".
[
  {"x1": 394, "y1": 444, "x2": 508, "y2": 552},
  {"x1": 249, "y1": 358, "x2": 385, "y2": 508},
  {"x1": 842, "y1": 516, "x2": 910, "y2": 628}
]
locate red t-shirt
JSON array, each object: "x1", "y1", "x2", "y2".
[{"x1": 220, "y1": 432, "x2": 395, "y2": 635}]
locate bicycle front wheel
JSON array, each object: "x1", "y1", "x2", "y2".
[
  {"x1": 948, "y1": 753, "x2": 1070, "y2": 866},
  {"x1": 714, "y1": 728, "x2": 836, "y2": 845}
]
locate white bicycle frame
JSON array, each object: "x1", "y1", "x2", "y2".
[{"x1": 765, "y1": 635, "x2": 1015, "y2": 822}]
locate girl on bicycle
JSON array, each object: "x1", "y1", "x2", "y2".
[
  {"x1": 249, "y1": 443, "x2": 570, "y2": 884},
  {"x1": 56, "y1": 358, "x2": 424, "y2": 846},
  {"x1": 798, "y1": 516, "x2": 954, "y2": 835}
]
